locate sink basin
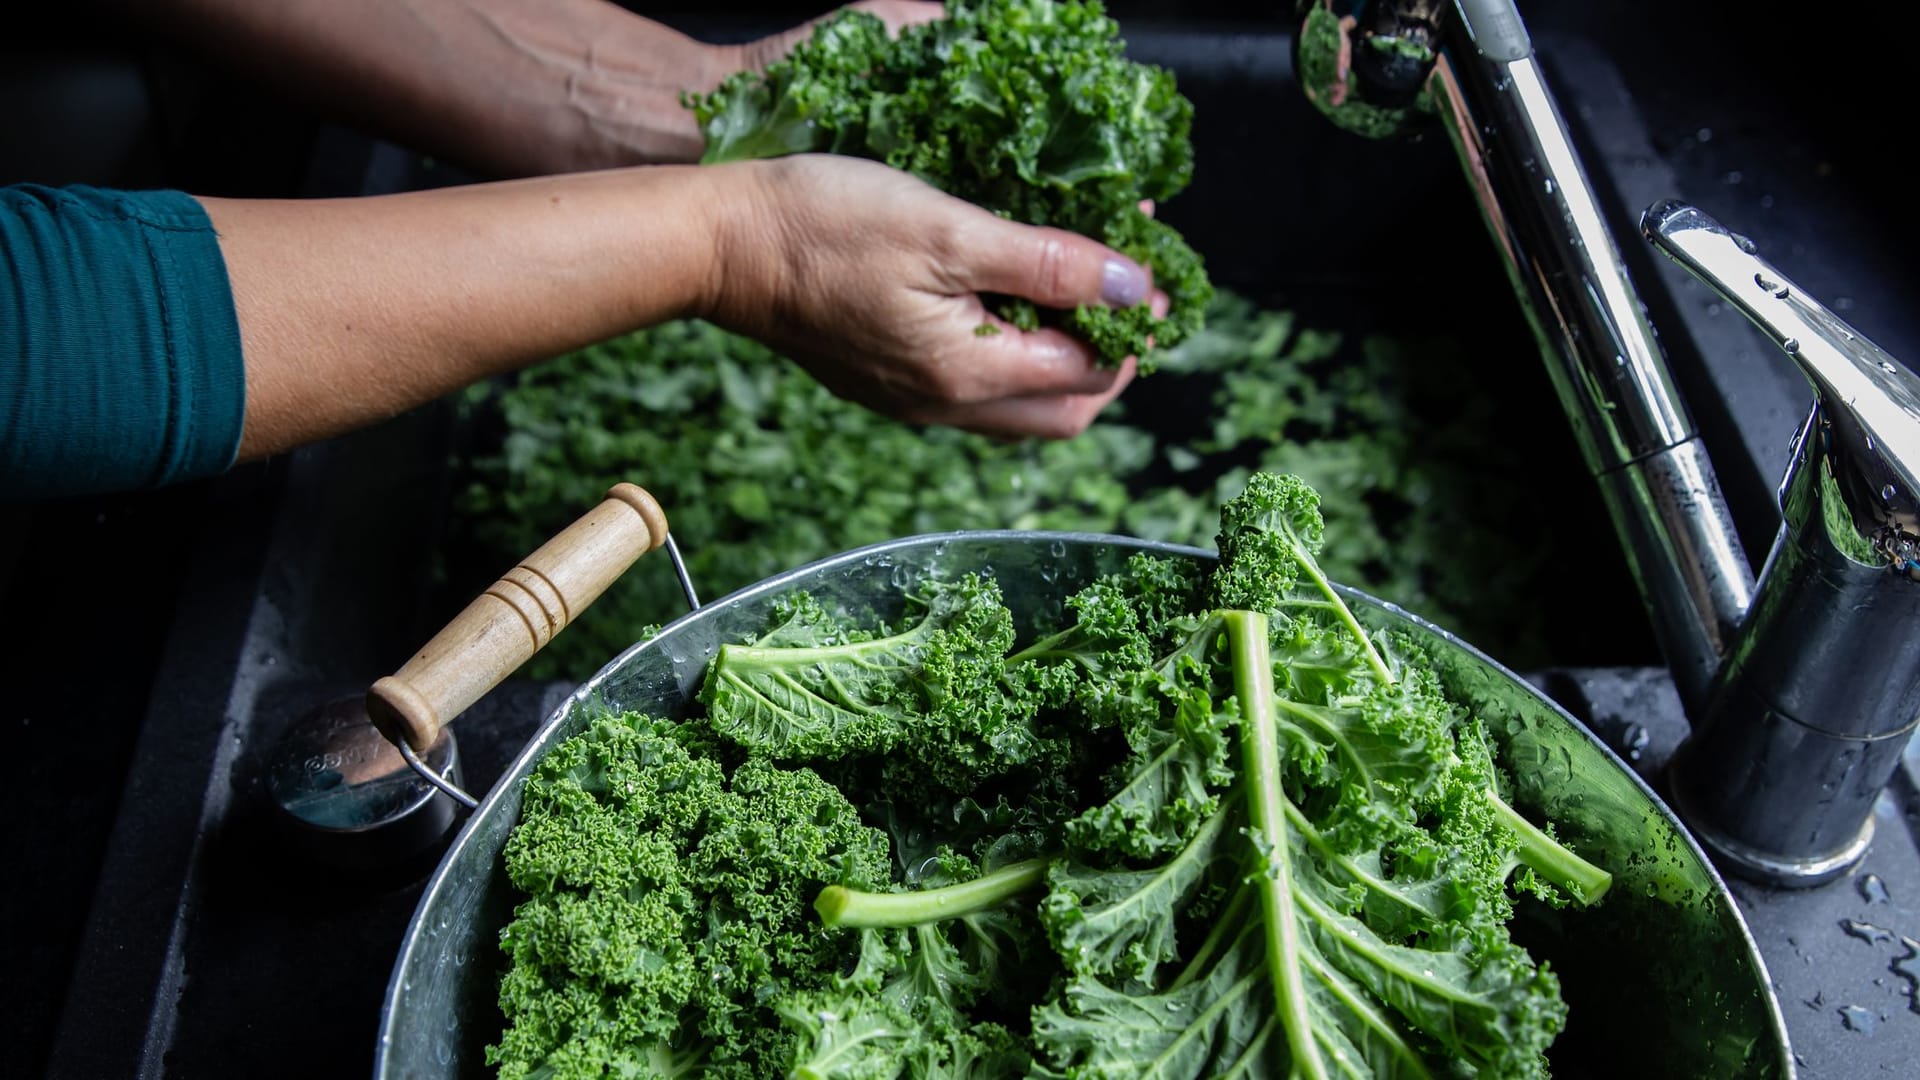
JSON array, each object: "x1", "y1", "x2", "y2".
[{"x1": 42, "y1": 13, "x2": 1920, "y2": 1079}]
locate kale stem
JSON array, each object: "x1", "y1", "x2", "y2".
[
  {"x1": 814, "y1": 859, "x2": 1049, "y2": 929},
  {"x1": 1300, "y1": 950, "x2": 1436, "y2": 1080},
  {"x1": 1293, "y1": 549, "x2": 1395, "y2": 685},
  {"x1": 1168, "y1": 831, "x2": 1253, "y2": 993},
  {"x1": 1007, "y1": 626, "x2": 1075, "y2": 666},
  {"x1": 1226, "y1": 609, "x2": 1330, "y2": 1080},
  {"x1": 1482, "y1": 788, "x2": 1613, "y2": 904}
]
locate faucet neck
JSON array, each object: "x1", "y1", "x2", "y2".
[
  {"x1": 1432, "y1": 11, "x2": 1755, "y2": 706},
  {"x1": 1645, "y1": 201, "x2": 1920, "y2": 575}
]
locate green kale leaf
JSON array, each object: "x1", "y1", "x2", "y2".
[{"x1": 688, "y1": 0, "x2": 1212, "y2": 365}]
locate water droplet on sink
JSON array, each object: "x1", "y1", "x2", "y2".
[
  {"x1": 1612, "y1": 722, "x2": 1650, "y2": 762},
  {"x1": 1841, "y1": 918, "x2": 1896, "y2": 945},
  {"x1": 1892, "y1": 937, "x2": 1920, "y2": 1015},
  {"x1": 1884, "y1": 484, "x2": 1899, "y2": 503},
  {"x1": 1782, "y1": 338, "x2": 1800, "y2": 354},
  {"x1": 1723, "y1": 170, "x2": 1744, "y2": 185},
  {"x1": 1543, "y1": 177, "x2": 1555, "y2": 195},
  {"x1": 1858, "y1": 873, "x2": 1891, "y2": 904},
  {"x1": 1839, "y1": 1004, "x2": 1878, "y2": 1033}
]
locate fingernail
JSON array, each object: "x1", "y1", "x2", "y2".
[{"x1": 1101, "y1": 258, "x2": 1149, "y2": 307}]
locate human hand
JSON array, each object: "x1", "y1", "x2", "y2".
[
  {"x1": 728, "y1": 1, "x2": 945, "y2": 75},
  {"x1": 698, "y1": 155, "x2": 1157, "y2": 439}
]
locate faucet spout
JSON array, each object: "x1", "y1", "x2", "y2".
[{"x1": 1646, "y1": 201, "x2": 1920, "y2": 569}]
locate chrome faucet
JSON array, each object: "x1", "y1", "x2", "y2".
[
  {"x1": 1422, "y1": 1, "x2": 1756, "y2": 713},
  {"x1": 1299, "y1": 0, "x2": 1920, "y2": 884},
  {"x1": 1645, "y1": 205, "x2": 1920, "y2": 884}
]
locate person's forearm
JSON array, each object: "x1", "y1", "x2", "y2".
[
  {"x1": 134, "y1": 0, "x2": 742, "y2": 175},
  {"x1": 199, "y1": 165, "x2": 733, "y2": 458}
]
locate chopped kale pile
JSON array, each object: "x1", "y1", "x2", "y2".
[
  {"x1": 488, "y1": 473, "x2": 1610, "y2": 1079},
  {"x1": 687, "y1": 0, "x2": 1213, "y2": 364},
  {"x1": 453, "y1": 0, "x2": 1598, "y2": 681},
  {"x1": 453, "y1": 293, "x2": 1560, "y2": 680}
]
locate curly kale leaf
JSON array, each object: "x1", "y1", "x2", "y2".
[
  {"x1": 1056, "y1": 618, "x2": 1236, "y2": 862},
  {"x1": 1031, "y1": 607, "x2": 1567, "y2": 1080},
  {"x1": 489, "y1": 713, "x2": 893, "y2": 1079},
  {"x1": 700, "y1": 574, "x2": 1072, "y2": 789},
  {"x1": 688, "y1": 0, "x2": 1211, "y2": 365},
  {"x1": 778, "y1": 993, "x2": 1032, "y2": 1080},
  {"x1": 1026, "y1": 474, "x2": 1610, "y2": 1080},
  {"x1": 701, "y1": 571, "x2": 1153, "y2": 790},
  {"x1": 785, "y1": 859, "x2": 1045, "y2": 1079}
]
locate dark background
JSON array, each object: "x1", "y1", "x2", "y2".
[{"x1": 2, "y1": 1, "x2": 1910, "y2": 1077}]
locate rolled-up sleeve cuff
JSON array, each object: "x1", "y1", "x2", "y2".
[{"x1": 2, "y1": 185, "x2": 246, "y2": 499}]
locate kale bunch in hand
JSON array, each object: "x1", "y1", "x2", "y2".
[{"x1": 688, "y1": 0, "x2": 1211, "y2": 366}]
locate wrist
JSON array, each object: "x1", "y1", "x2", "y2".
[
  {"x1": 538, "y1": 31, "x2": 746, "y2": 170},
  {"x1": 689, "y1": 160, "x2": 789, "y2": 329}
]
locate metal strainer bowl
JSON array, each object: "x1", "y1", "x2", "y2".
[{"x1": 372, "y1": 527, "x2": 1792, "y2": 1079}]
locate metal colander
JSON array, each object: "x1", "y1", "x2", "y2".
[{"x1": 372, "y1": 523, "x2": 1793, "y2": 1079}]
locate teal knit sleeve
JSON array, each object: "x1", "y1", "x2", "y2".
[{"x1": 2, "y1": 185, "x2": 246, "y2": 499}]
